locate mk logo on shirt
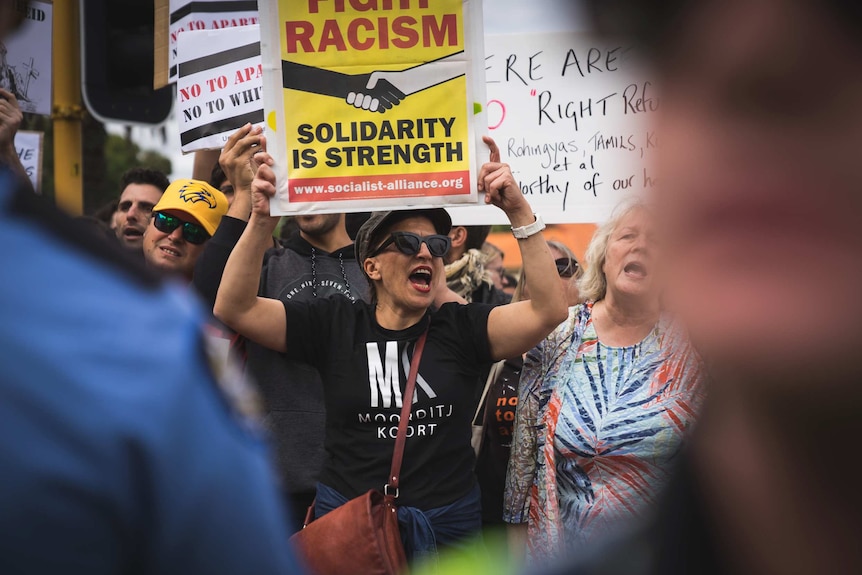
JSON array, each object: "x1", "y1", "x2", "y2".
[{"x1": 366, "y1": 341, "x2": 437, "y2": 408}]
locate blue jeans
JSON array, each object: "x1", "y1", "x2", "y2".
[{"x1": 314, "y1": 482, "x2": 482, "y2": 564}]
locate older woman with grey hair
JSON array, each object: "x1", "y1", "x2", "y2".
[{"x1": 503, "y1": 199, "x2": 706, "y2": 566}]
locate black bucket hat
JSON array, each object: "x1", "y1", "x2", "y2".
[{"x1": 354, "y1": 209, "x2": 452, "y2": 276}]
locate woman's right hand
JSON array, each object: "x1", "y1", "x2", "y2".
[
  {"x1": 220, "y1": 124, "x2": 263, "y2": 194},
  {"x1": 250, "y1": 151, "x2": 281, "y2": 225}
]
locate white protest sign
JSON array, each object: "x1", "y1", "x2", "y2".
[
  {"x1": 15, "y1": 130, "x2": 43, "y2": 194},
  {"x1": 167, "y1": 0, "x2": 259, "y2": 84},
  {"x1": 448, "y1": 32, "x2": 657, "y2": 225},
  {"x1": 2, "y1": 1, "x2": 52, "y2": 115},
  {"x1": 177, "y1": 26, "x2": 264, "y2": 153}
]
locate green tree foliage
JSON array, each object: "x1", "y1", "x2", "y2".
[
  {"x1": 21, "y1": 114, "x2": 172, "y2": 215},
  {"x1": 102, "y1": 132, "x2": 172, "y2": 212}
]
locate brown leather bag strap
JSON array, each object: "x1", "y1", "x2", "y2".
[{"x1": 384, "y1": 328, "x2": 428, "y2": 498}]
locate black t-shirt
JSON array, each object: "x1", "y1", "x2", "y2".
[
  {"x1": 476, "y1": 355, "x2": 523, "y2": 524},
  {"x1": 283, "y1": 297, "x2": 494, "y2": 509}
]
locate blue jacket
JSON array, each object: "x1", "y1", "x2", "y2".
[{"x1": 0, "y1": 176, "x2": 303, "y2": 575}]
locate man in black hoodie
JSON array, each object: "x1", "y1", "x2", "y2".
[{"x1": 194, "y1": 124, "x2": 368, "y2": 531}]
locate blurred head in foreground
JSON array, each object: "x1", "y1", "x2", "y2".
[
  {"x1": 587, "y1": 0, "x2": 862, "y2": 572},
  {"x1": 608, "y1": 0, "x2": 862, "y2": 397}
]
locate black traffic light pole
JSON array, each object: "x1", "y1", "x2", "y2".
[{"x1": 80, "y1": 0, "x2": 173, "y2": 125}]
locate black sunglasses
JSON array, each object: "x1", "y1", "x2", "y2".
[
  {"x1": 152, "y1": 212, "x2": 210, "y2": 245},
  {"x1": 555, "y1": 257, "x2": 579, "y2": 279},
  {"x1": 372, "y1": 231, "x2": 451, "y2": 258}
]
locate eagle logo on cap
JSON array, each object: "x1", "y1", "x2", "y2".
[{"x1": 179, "y1": 184, "x2": 217, "y2": 208}]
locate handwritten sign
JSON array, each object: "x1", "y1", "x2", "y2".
[
  {"x1": 260, "y1": 0, "x2": 486, "y2": 215},
  {"x1": 15, "y1": 130, "x2": 43, "y2": 194},
  {"x1": 158, "y1": 0, "x2": 259, "y2": 86},
  {"x1": 177, "y1": 26, "x2": 264, "y2": 152},
  {"x1": 2, "y1": 1, "x2": 52, "y2": 115},
  {"x1": 448, "y1": 32, "x2": 657, "y2": 225}
]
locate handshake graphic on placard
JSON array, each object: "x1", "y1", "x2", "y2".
[{"x1": 282, "y1": 52, "x2": 464, "y2": 113}]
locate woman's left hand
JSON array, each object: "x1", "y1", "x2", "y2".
[{"x1": 478, "y1": 136, "x2": 532, "y2": 224}]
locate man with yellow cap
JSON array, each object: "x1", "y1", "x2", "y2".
[{"x1": 143, "y1": 178, "x2": 228, "y2": 281}]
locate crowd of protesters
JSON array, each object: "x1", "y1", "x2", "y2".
[{"x1": 3, "y1": 0, "x2": 862, "y2": 574}]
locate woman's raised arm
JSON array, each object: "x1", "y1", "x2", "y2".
[
  {"x1": 482, "y1": 137, "x2": 568, "y2": 361},
  {"x1": 213, "y1": 151, "x2": 288, "y2": 352}
]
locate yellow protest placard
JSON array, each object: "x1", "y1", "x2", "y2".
[{"x1": 260, "y1": 0, "x2": 485, "y2": 214}]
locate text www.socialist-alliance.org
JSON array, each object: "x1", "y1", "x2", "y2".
[{"x1": 293, "y1": 176, "x2": 466, "y2": 195}]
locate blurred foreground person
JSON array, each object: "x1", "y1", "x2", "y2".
[
  {"x1": 0, "y1": 12, "x2": 298, "y2": 563},
  {"x1": 556, "y1": 0, "x2": 862, "y2": 573},
  {"x1": 3, "y1": 1, "x2": 292, "y2": 567},
  {"x1": 505, "y1": 201, "x2": 705, "y2": 568},
  {"x1": 0, "y1": 178, "x2": 301, "y2": 575}
]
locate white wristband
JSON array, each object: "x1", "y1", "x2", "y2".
[{"x1": 511, "y1": 213, "x2": 546, "y2": 239}]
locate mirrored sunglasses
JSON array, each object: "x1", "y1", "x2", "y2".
[
  {"x1": 152, "y1": 212, "x2": 210, "y2": 245},
  {"x1": 555, "y1": 257, "x2": 579, "y2": 278},
  {"x1": 372, "y1": 231, "x2": 451, "y2": 258}
]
